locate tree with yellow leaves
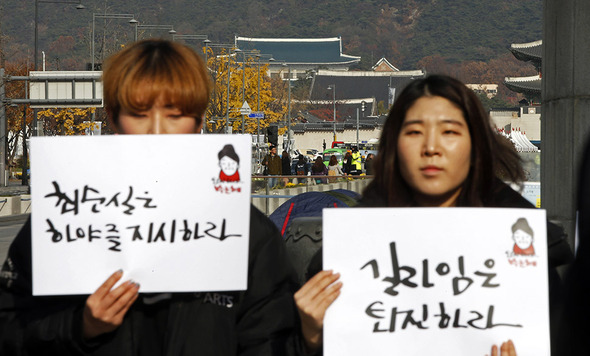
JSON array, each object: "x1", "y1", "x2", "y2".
[
  {"x1": 38, "y1": 107, "x2": 99, "y2": 136},
  {"x1": 204, "y1": 47, "x2": 287, "y2": 135}
]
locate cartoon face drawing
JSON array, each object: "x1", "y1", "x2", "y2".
[
  {"x1": 513, "y1": 229, "x2": 533, "y2": 250},
  {"x1": 220, "y1": 156, "x2": 239, "y2": 177},
  {"x1": 511, "y1": 217, "x2": 535, "y2": 256},
  {"x1": 217, "y1": 144, "x2": 241, "y2": 183}
]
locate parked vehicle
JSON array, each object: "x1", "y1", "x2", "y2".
[{"x1": 322, "y1": 148, "x2": 348, "y2": 167}]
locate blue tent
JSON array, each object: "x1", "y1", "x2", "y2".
[{"x1": 269, "y1": 189, "x2": 360, "y2": 236}]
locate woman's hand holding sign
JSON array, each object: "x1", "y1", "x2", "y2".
[
  {"x1": 82, "y1": 270, "x2": 140, "y2": 340},
  {"x1": 294, "y1": 270, "x2": 342, "y2": 352},
  {"x1": 488, "y1": 340, "x2": 517, "y2": 356}
]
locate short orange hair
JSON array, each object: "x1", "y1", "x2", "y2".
[{"x1": 102, "y1": 39, "x2": 210, "y2": 125}]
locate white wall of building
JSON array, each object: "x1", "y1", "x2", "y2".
[
  {"x1": 490, "y1": 108, "x2": 541, "y2": 141},
  {"x1": 281, "y1": 128, "x2": 382, "y2": 152}
]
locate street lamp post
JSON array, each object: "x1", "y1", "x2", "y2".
[
  {"x1": 206, "y1": 43, "x2": 235, "y2": 134},
  {"x1": 255, "y1": 54, "x2": 274, "y2": 112},
  {"x1": 134, "y1": 24, "x2": 177, "y2": 41},
  {"x1": 91, "y1": 13, "x2": 136, "y2": 71},
  {"x1": 328, "y1": 84, "x2": 336, "y2": 143},
  {"x1": 21, "y1": 105, "x2": 28, "y2": 186},
  {"x1": 234, "y1": 49, "x2": 269, "y2": 134},
  {"x1": 256, "y1": 55, "x2": 274, "y2": 140},
  {"x1": 234, "y1": 48, "x2": 246, "y2": 134},
  {"x1": 172, "y1": 34, "x2": 210, "y2": 63},
  {"x1": 34, "y1": 0, "x2": 85, "y2": 71},
  {"x1": 282, "y1": 63, "x2": 293, "y2": 152},
  {"x1": 33, "y1": 0, "x2": 85, "y2": 138},
  {"x1": 226, "y1": 50, "x2": 233, "y2": 134}
]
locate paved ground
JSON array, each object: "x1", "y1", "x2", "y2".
[{"x1": 0, "y1": 181, "x2": 30, "y2": 196}]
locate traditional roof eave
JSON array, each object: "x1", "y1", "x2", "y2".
[
  {"x1": 237, "y1": 36, "x2": 342, "y2": 43},
  {"x1": 269, "y1": 60, "x2": 360, "y2": 66},
  {"x1": 235, "y1": 36, "x2": 361, "y2": 65},
  {"x1": 504, "y1": 74, "x2": 542, "y2": 94},
  {"x1": 371, "y1": 57, "x2": 399, "y2": 72},
  {"x1": 297, "y1": 98, "x2": 376, "y2": 105},
  {"x1": 509, "y1": 40, "x2": 542, "y2": 65},
  {"x1": 316, "y1": 69, "x2": 425, "y2": 77}
]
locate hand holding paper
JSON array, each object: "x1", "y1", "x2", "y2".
[
  {"x1": 83, "y1": 270, "x2": 139, "y2": 340},
  {"x1": 294, "y1": 270, "x2": 342, "y2": 351},
  {"x1": 489, "y1": 340, "x2": 517, "y2": 356}
]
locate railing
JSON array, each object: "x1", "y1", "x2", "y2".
[{"x1": 251, "y1": 174, "x2": 374, "y2": 215}]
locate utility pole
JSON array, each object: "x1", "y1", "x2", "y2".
[
  {"x1": 356, "y1": 108, "x2": 359, "y2": 148},
  {"x1": 21, "y1": 105, "x2": 28, "y2": 186},
  {"x1": 0, "y1": 68, "x2": 6, "y2": 186}
]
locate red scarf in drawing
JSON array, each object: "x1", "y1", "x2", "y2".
[
  {"x1": 513, "y1": 244, "x2": 535, "y2": 256},
  {"x1": 219, "y1": 171, "x2": 240, "y2": 182}
]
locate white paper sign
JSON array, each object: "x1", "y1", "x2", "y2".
[
  {"x1": 323, "y1": 208, "x2": 549, "y2": 356},
  {"x1": 31, "y1": 134, "x2": 251, "y2": 296}
]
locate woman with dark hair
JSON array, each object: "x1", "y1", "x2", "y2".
[
  {"x1": 294, "y1": 75, "x2": 572, "y2": 355},
  {"x1": 282, "y1": 150, "x2": 292, "y2": 185},
  {"x1": 364, "y1": 153, "x2": 375, "y2": 176},
  {"x1": 327, "y1": 155, "x2": 343, "y2": 183},
  {"x1": 342, "y1": 151, "x2": 352, "y2": 175},
  {"x1": 363, "y1": 74, "x2": 523, "y2": 208},
  {"x1": 311, "y1": 156, "x2": 328, "y2": 184}
]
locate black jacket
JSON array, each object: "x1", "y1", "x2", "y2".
[
  {"x1": 302, "y1": 181, "x2": 573, "y2": 356},
  {"x1": 0, "y1": 206, "x2": 300, "y2": 356},
  {"x1": 282, "y1": 156, "x2": 292, "y2": 176}
]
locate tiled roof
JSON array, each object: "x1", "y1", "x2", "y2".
[
  {"x1": 290, "y1": 121, "x2": 380, "y2": 133},
  {"x1": 310, "y1": 69, "x2": 425, "y2": 105},
  {"x1": 509, "y1": 40, "x2": 542, "y2": 64},
  {"x1": 372, "y1": 57, "x2": 399, "y2": 72},
  {"x1": 235, "y1": 36, "x2": 360, "y2": 65},
  {"x1": 504, "y1": 75, "x2": 541, "y2": 94}
]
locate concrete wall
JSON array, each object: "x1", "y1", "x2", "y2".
[
  {"x1": 542, "y1": 0, "x2": 590, "y2": 244},
  {"x1": 0, "y1": 196, "x2": 21, "y2": 216},
  {"x1": 490, "y1": 110, "x2": 541, "y2": 141}
]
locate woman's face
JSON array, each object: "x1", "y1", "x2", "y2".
[
  {"x1": 116, "y1": 95, "x2": 201, "y2": 134},
  {"x1": 397, "y1": 96, "x2": 472, "y2": 207}
]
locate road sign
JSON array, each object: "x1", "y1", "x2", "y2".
[
  {"x1": 248, "y1": 111, "x2": 264, "y2": 119},
  {"x1": 239, "y1": 101, "x2": 251, "y2": 115}
]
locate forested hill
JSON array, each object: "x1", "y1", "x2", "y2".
[{"x1": 1, "y1": 0, "x2": 541, "y2": 71}]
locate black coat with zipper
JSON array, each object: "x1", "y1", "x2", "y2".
[{"x1": 0, "y1": 206, "x2": 301, "y2": 356}]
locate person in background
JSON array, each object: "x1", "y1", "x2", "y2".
[
  {"x1": 351, "y1": 146, "x2": 362, "y2": 175},
  {"x1": 310, "y1": 156, "x2": 328, "y2": 184},
  {"x1": 282, "y1": 150, "x2": 292, "y2": 186},
  {"x1": 327, "y1": 155, "x2": 343, "y2": 183},
  {"x1": 262, "y1": 145, "x2": 282, "y2": 188},
  {"x1": 342, "y1": 151, "x2": 352, "y2": 175},
  {"x1": 295, "y1": 154, "x2": 309, "y2": 184},
  {"x1": 293, "y1": 75, "x2": 572, "y2": 355},
  {"x1": 0, "y1": 39, "x2": 300, "y2": 356},
  {"x1": 364, "y1": 153, "x2": 375, "y2": 176}
]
